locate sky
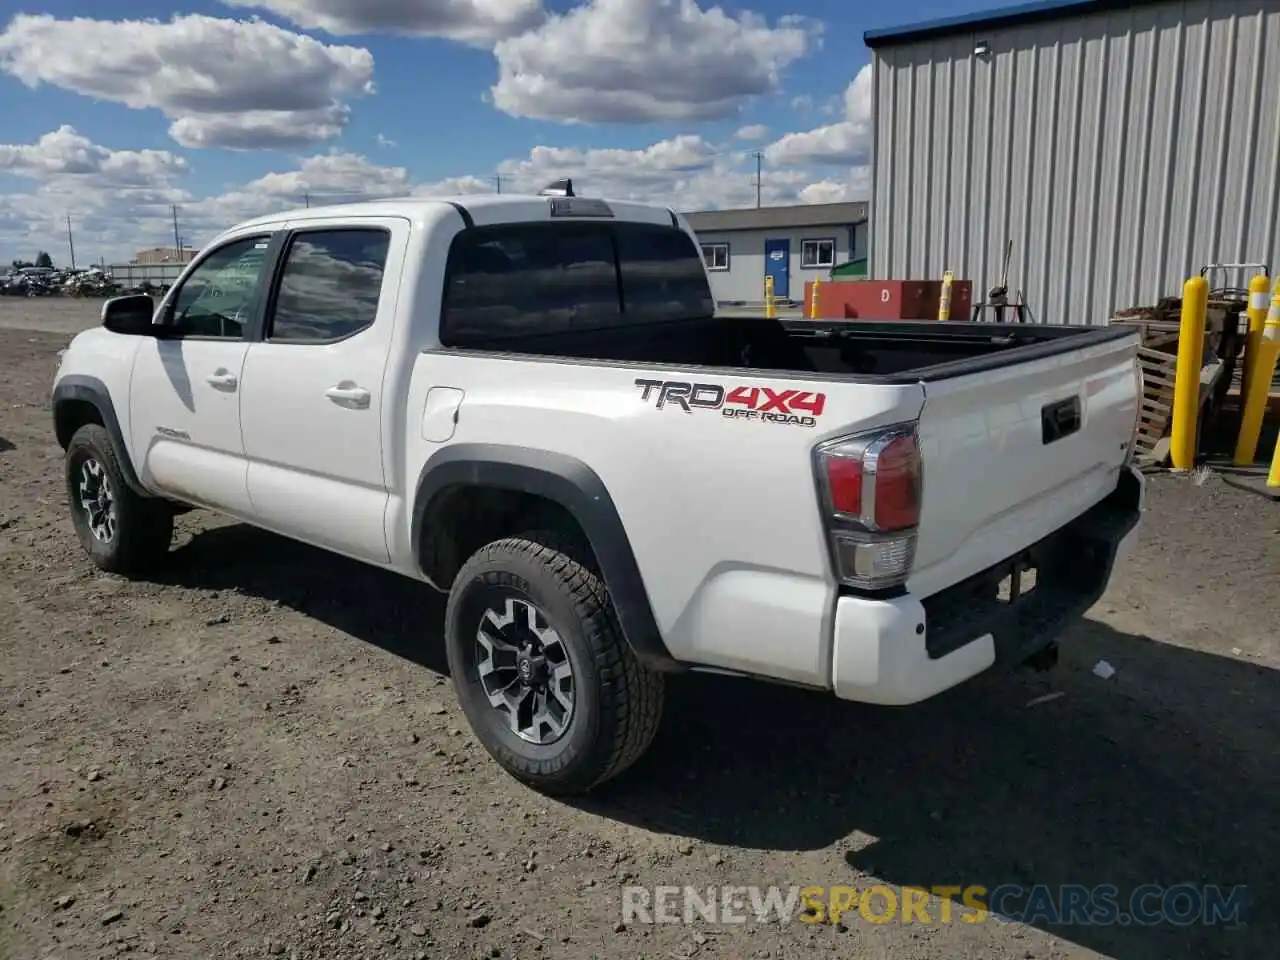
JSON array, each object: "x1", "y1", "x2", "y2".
[{"x1": 0, "y1": 0, "x2": 998, "y2": 265}]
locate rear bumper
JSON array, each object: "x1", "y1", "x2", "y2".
[{"x1": 830, "y1": 466, "x2": 1144, "y2": 705}]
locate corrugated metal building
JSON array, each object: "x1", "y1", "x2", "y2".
[
  {"x1": 684, "y1": 202, "x2": 869, "y2": 304},
  {"x1": 865, "y1": 0, "x2": 1280, "y2": 325}
]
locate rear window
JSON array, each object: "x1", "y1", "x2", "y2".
[
  {"x1": 615, "y1": 223, "x2": 716, "y2": 325},
  {"x1": 440, "y1": 221, "x2": 714, "y2": 346}
]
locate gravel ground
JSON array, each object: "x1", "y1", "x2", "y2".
[{"x1": 1, "y1": 298, "x2": 1277, "y2": 960}]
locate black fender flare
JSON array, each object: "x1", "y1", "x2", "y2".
[
  {"x1": 52, "y1": 374, "x2": 150, "y2": 496},
  {"x1": 412, "y1": 443, "x2": 679, "y2": 671}
]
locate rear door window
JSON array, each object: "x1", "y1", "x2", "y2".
[{"x1": 268, "y1": 229, "x2": 390, "y2": 343}]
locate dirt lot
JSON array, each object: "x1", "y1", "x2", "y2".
[{"x1": 1, "y1": 297, "x2": 1277, "y2": 960}]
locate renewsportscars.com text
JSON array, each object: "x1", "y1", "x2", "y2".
[{"x1": 621, "y1": 884, "x2": 1250, "y2": 928}]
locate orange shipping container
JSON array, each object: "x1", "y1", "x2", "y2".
[{"x1": 803, "y1": 280, "x2": 973, "y2": 321}]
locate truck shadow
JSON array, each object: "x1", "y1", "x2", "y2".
[
  {"x1": 162, "y1": 522, "x2": 1276, "y2": 960},
  {"x1": 160, "y1": 520, "x2": 451, "y2": 675},
  {"x1": 586, "y1": 620, "x2": 1278, "y2": 960}
]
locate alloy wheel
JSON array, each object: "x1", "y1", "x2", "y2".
[
  {"x1": 475, "y1": 597, "x2": 575, "y2": 744},
  {"x1": 77, "y1": 458, "x2": 117, "y2": 543}
]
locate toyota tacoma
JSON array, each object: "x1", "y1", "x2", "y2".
[{"x1": 52, "y1": 183, "x2": 1145, "y2": 795}]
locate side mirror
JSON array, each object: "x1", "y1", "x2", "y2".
[{"x1": 101, "y1": 294, "x2": 158, "y2": 336}]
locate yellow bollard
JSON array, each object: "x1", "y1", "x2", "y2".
[
  {"x1": 1267, "y1": 307, "x2": 1280, "y2": 488},
  {"x1": 938, "y1": 270, "x2": 954, "y2": 321},
  {"x1": 810, "y1": 276, "x2": 822, "y2": 319},
  {"x1": 1170, "y1": 276, "x2": 1209, "y2": 470},
  {"x1": 1241, "y1": 272, "x2": 1271, "y2": 399},
  {"x1": 764, "y1": 275, "x2": 776, "y2": 320},
  {"x1": 1234, "y1": 292, "x2": 1280, "y2": 466}
]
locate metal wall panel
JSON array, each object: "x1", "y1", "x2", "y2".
[{"x1": 870, "y1": 0, "x2": 1280, "y2": 324}]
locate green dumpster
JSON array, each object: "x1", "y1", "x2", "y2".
[{"x1": 829, "y1": 258, "x2": 868, "y2": 280}]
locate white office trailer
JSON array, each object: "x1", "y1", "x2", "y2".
[
  {"x1": 865, "y1": 0, "x2": 1280, "y2": 324},
  {"x1": 683, "y1": 203, "x2": 869, "y2": 304}
]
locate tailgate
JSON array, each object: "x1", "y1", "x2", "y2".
[{"x1": 908, "y1": 331, "x2": 1141, "y2": 599}]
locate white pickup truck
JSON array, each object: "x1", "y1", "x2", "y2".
[{"x1": 52, "y1": 183, "x2": 1145, "y2": 795}]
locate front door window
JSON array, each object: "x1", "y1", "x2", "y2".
[{"x1": 166, "y1": 236, "x2": 272, "y2": 338}]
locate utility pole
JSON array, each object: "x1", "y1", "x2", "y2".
[
  {"x1": 304, "y1": 190, "x2": 311, "y2": 208},
  {"x1": 753, "y1": 152, "x2": 762, "y2": 209},
  {"x1": 494, "y1": 174, "x2": 502, "y2": 194},
  {"x1": 65, "y1": 215, "x2": 76, "y2": 270},
  {"x1": 171, "y1": 204, "x2": 181, "y2": 257}
]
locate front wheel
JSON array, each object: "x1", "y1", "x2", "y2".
[
  {"x1": 444, "y1": 532, "x2": 664, "y2": 796},
  {"x1": 65, "y1": 424, "x2": 173, "y2": 576}
]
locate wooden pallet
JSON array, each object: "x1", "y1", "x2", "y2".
[
  {"x1": 1133, "y1": 346, "x2": 1177, "y2": 459},
  {"x1": 1110, "y1": 299, "x2": 1231, "y2": 356},
  {"x1": 1111, "y1": 300, "x2": 1242, "y2": 462}
]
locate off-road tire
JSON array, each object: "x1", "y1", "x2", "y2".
[
  {"x1": 445, "y1": 530, "x2": 665, "y2": 795},
  {"x1": 65, "y1": 424, "x2": 173, "y2": 576}
]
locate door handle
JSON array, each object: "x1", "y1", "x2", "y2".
[
  {"x1": 205, "y1": 370, "x2": 238, "y2": 390},
  {"x1": 325, "y1": 384, "x2": 371, "y2": 409}
]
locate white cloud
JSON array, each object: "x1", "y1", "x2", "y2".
[
  {"x1": 491, "y1": 135, "x2": 821, "y2": 211},
  {"x1": 497, "y1": 135, "x2": 718, "y2": 190},
  {"x1": 765, "y1": 65, "x2": 871, "y2": 166},
  {"x1": 0, "y1": 13, "x2": 375, "y2": 150},
  {"x1": 491, "y1": 0, "x2": 819, "y2": 123},
  {"x1": 797, "y1": 169, "x2": 870, "y2": 205},
  {"x1": 220, "y1": 0, "x2": 545, "y2": 44},
  {"x1": 734, "y1": 124, "x2": 769, "y2": 141},
  {"x1": 0, "y1": 129, "x2": 867, "y2": 265},
  {"x1": 413, "y1": 175, "x2": 494, "y2": 196},
  {"x1": 0, "y1": 125, "x2": 187, "y2": 185},
  {"x1": 189, "y1": 150, "x2": 414, "y2": 225},
  {"x1": 0, "y1": 128, "x2": 193, "y2": 265},
  {"x1": 376, "y1": 133, "x2": 397, "y2": 148},
  {"x1": 247, "y1": 151, "x2": 411, "y2": 199}
]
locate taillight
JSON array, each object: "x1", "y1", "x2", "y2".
[{"x1": 814, "y1": 423, "x2": 922, "y2": 590}]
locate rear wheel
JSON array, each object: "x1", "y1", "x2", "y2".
[
  {"x1": 445, "y1": 531, "x2": 664, "y2": 795},
  {"x1": 65, "y1": 424, "x2": 173, "y2": 575}
]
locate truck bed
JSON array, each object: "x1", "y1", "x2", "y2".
[
  {"x1": 458, "y1": 315, "x2": 1135, "y2": 382},
  {"x1": 432, "y1": 310, "x2": 1142, "y2": 616}
]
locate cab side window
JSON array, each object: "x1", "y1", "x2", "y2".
[
  {"x1": 266, "y1": 229, "x2": 391, "y2": 343},
  {"x1": 166, "y1": 235, "x2": 272, "y2": 339}
]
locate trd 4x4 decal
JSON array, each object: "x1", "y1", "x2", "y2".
[{"x1": 634, "y1": 378, "x2": 825, "y2": 427}]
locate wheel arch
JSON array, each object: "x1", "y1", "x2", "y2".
[
  {"x1": 412, "y1": 443, "x2": 679, "y2": 671},
  {"x1": 52, "y1": 375, "x2": 151, "y2": 496}
]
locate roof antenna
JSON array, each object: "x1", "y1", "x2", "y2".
[{"x1": 538, "y1": 178, "x2": 575, "y2": 197}]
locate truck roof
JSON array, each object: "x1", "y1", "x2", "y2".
[{"x1": 229, "y1": 193, "x2": 686, "y2": 233}]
